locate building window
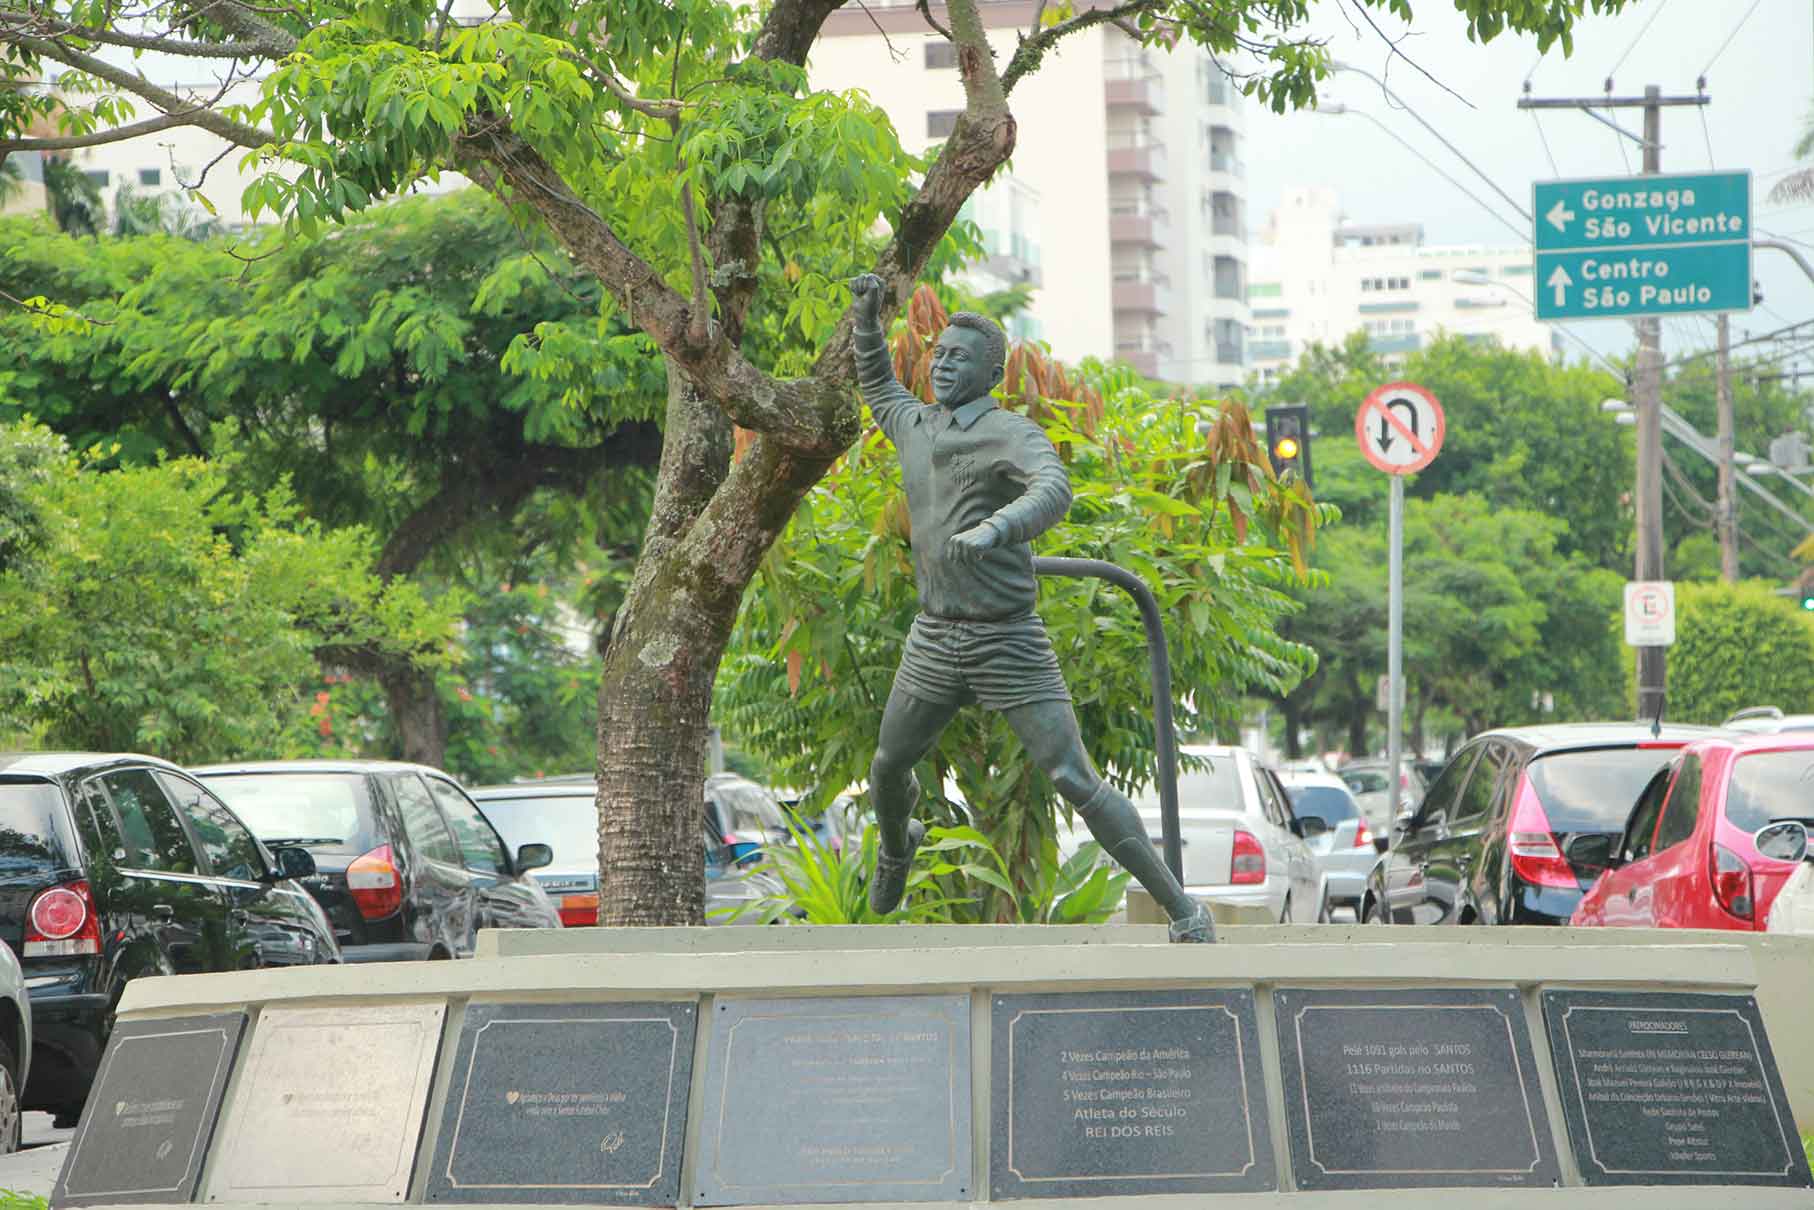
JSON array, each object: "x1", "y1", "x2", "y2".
[
  {"x1": 1248, "y1": 282, "x2": 1282, "y2": 300},
  {"x1": 138, "y1": 167, "x2": 161, "y2": 186},
  {"x1": 1364, "y1": 317, "x2": 1417, "y2": 337},
  {"x1": 924, "y1": 41, "x2": 957, "y2": 69},
  {"x1": 83, "y1": 169, "x2": 109, "y2": 187},
  {"x1": 1503, "y1": 264, "x2": 1533, "y2": 276},
  {"x1": 1359, "y1": 275, "x2": 1410, "y2": 292},
  {"x1": 926, "y1": 110, "x2": 960, "y2": 138},
  {"x1": 1419, "y1": 269, "x2": 1443, "y2": 280}
]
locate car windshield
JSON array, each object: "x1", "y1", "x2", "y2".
[
  {"x1": 1285, "y1": 785, "x2": 1360, "y2": 826},
  {"x1": 1724, "y1": 750, "x2": 1814, "y2": 832},
  {"x1": 1136, "y1": 756, "x2": 1243, "y2": 812},
  {"x1": 0, "y1": 781, "x2": 78, "y2": 874},
  {"x1": 200, "y1": 772, "x2": 378, "y2": 855},
  {"x1": 474, "y1": 794, "x2": 598, "y2": 867},
  {"x1": 1525, "y1": 747, "x2": 1682, "y2": 832},
  {"x1": 1341, "y1": 769, "x2": 1390, "y2": 795}
]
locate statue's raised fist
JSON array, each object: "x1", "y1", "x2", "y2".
[{"x1": 848, "y1": 273, "x2": 885, "y2": 325}]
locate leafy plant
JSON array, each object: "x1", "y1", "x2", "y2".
[
  {"x1": 722, "y1": 820, "x2": 1129, "y2": 927},
  {"x1": 1661, "y1": 581, "x2": 1814, "y2": 724}
]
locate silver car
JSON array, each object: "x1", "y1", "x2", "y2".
[
  {"x1": 1060, "y1": 745, "x2": 1321, "y2": 923},
  {"x1": 1337, "y1": 760, "x2": 1425, "y2": 835},
  {"x1": 1279, "y1": 772, "x2": 1382, "y2": 919},
  {"x1": 471, "y1": 783, "x2": 779, "y2": 926}
]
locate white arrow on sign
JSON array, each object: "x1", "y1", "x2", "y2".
[
  {"x1": 1545, "y1": 198, "x2": 1576, "y2": 233},
  {"x1": 1547, "y1": 264, "x2": 1572, "y2": 306}
]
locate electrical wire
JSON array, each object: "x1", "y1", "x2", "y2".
[
  {"x1": 1337, "y1": 108, "x2": 1528, "y2": 242},
  {"x1": 1701, "y1": 0, "x2": 1766, "y2": 77},
  {"x1": 1697, "y1": 105, "x2": 1716, "y2": 171},
  {"x1": 1530, "y1": 110, "x2": 1561, "y2": 177},
  {"x1": 1612, "y1": 117, "x2": 1633, "y2": 174},
  {"x1": 1608, "y1": 0, "x2": 1672, "y2": 80}
]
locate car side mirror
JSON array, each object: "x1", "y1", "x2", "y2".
[
  {"x1": 515, "y1": 843, "x2": 554, "y2": 874},
  {"x1": 1372, "y1": 835, "x2": 1390, "y2": 854},
  {"x1": 1755, "y1": 820, "x2": 1809, "y2": 863},
  {"x1": 1393, "y1": 808, "x2": 1417, "y2": 834},
  {"x1": 268, "y1": 845, "x2": 316, "y2": 881}
]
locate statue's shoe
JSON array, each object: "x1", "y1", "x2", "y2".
[
  {"x1": 868, "y1": 819, "x2": 926, "y2": 915},
  {"x1": 1168, "y1": 902, "x2": 1216, "y2": 943}
]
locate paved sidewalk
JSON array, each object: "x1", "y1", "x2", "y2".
[{"x1": 0, "y1": 1114, "x2": 74, "y2": 1201}]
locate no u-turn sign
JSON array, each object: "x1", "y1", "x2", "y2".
[{"x1": 1355, "y1": 382, "x2": 1445, "y2": 475}]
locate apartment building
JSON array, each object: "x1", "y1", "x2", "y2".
[
  {"x1": 1248, "y1": 186, "x2": 1559, "y2": 381},
  {"x1": 813, "y1": 0, "x2": 1249, "y2": 386}
]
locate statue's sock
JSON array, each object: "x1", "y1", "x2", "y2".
[
  {"x1": 1080, "y1": 781, "x2": 1198, "y2": 921},
  {"x1": 871, "y1": 771, "x2": 921, "y2": 858}
]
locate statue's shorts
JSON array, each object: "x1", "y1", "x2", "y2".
[{"x1": 892, "y1": 612, "x2": 1072, "y2": 711}]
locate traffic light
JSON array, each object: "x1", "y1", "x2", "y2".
[
  {"x1": 1801, "y1": 589, "x2": 1814, "y2": 612},
  {"x1": 1264, "y1": 404, "x2": 1313, "y2": 489},
  {"x1": 1799, "y1": 572, "x2": 1814, "y2": 612}
]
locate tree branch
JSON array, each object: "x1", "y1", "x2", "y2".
[
  {"x1": 1001, "y1": 0, "x2": 1165, "y2": 94},
  {"x1": 0, "y1": 11, "x2": 266, "y2": 58},
  {"x1": 0, "y1": 108, "x2": 220, "y2": 153},
  {"x1": 173, "y1": 0, "x2": 299, "y2": 58},
  {"x1": 456, "y1": 120, "x2": 850, "y2": 455},
  {"x1": 4, "y1": 34, "x2": 275, "y2": 149},
  {"x1": 815, "y1": 0, "x2": 1015, "y2": 380}
]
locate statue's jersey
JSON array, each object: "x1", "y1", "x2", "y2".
[{"x1": 854, "y1": 325, "x2": 1072, "y2": 621}]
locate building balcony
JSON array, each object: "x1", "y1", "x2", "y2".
[
  {"x1": 1111, "y1": 277, "x2": 1170, "y2": 315},
  {"x1": 1105, "y1": 74, "x2": 1165, "y2": 114},
  {"x1": 1114, "y1": 343, "x2": 1162, "y2": 378},
  {"x1": 1249, "y1": 340, "x2": 1292, "y2": 361},
  {"x1": 1368, "y1": 333, "x2": 1423, "y2": 355},
  {"x1": 1106, "y1": 143, "x2": 1166, "y2": 181},
  {"x1": 1109, "y1": 208, "x2": 1169, "y2": 246}
]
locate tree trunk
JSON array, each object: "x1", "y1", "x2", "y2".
[
  {"x1": 1281, "y1": 697, "x2": 1303, "y2": 759},
  {"x1": 1346, "y1": 704, "x2": 1368, "y2": 761},
  {"x1": 595, "y1": 369, "x2": 838, "y2": 925},
  {"x1": 379, "y1": 661, "x2": 447, "y2": 767}
]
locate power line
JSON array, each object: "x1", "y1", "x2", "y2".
[
  {"x1": 1529, "y1": 110, "x2": 1561, "y2": 176},
  {"x1": 1608, "y1": 0, "x2": 1672, "y2": 80},
  {"x1": 1701, "y1": 0, "x2": 1766, "y2": 77},
  {"x1": 1697, "y1": 105, "x2": 1716, "y2": 170}
]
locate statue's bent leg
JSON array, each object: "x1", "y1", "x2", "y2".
[
  {"x1": 1003, "y1": 699, "x2": 1214, "y2": 942},
  {"x1": 868, "y1": 680, "x2": 961, "y2": 913}
]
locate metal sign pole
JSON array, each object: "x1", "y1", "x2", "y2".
[{"x1": 1386, "y1": 475, "x2": 1404, "y2": 841}]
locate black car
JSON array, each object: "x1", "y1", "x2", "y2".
[
  {"x1": 0, "y1": 752, "x2": 339, "y2": 1122},
  {"x1": 1361, "y1": 724, "x2": 1717, "y2": 927},
  {"x1": 194, "y1": 760, "x2": 560, "y2": 961}
]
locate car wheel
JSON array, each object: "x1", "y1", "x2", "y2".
[{"x1": 0, "y1": 1034, "x2": 21, "y2": 1155}]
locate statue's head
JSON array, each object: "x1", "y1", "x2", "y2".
[{"x1": 930, "y1": 312, "x2": 1006, "y2": 407}]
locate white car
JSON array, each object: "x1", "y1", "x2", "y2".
[
  {"x1": 1278, "y1": 771, "x2": 1382, "y2": 918},
  {"x1": 1062, "y1": 744, "x2": 1321, "y2": 923}
]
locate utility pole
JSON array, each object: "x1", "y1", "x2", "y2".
[
  {"x1": 1518, "y1": 83, "x2": 1710, "y2": 722},
  {"x1": 1716, "y1": 314, "x2": 1738, "y2": 581}
]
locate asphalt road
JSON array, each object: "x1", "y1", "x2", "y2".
[{"x1": 0, "y1": 1113, "x2": 75, "y2": 1200}]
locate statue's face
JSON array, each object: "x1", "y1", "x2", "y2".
[{"x1": 929, "y1": 325, "x2": 1001, "y2": 407}]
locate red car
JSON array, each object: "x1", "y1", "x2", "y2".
[{"x1": 1571, "y1": 732, "x2": 1814, "y2": 931}]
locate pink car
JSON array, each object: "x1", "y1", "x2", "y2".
[{"x1": 1571, "y1": 732, "x2": 1814, "y2": 931}]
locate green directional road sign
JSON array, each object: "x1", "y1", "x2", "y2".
[{"x1": 1532, "y1": 171, "x2": 1751, "y2": 321}]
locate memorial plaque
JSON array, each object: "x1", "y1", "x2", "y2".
[
  {"x1": 1274, "y1": 986, "x2": 1558, "y2": 1190},
  {"x1": 1543, "y1": 989, "x2": 1812, "y2": 1187},
  {"x1": 206, "y1": 1000, "x2": 446, "y2": 1204},
  {"x1": 426, "y1": 1001, "x2": 696, "y2": 1204},
  {"x1": 695, "y1": 994, "x2": 970, "y2": 1205},
  {"x1": 52, "y1": 1012, "x2": 246, "y2": 1207},
  {"x1": 989, "y1": 989, "x2": 1272, "y2": 1199}
]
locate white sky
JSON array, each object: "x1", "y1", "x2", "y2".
[{"x1": 1241, "y1": 0, "x2": 1814, "y2": 370}]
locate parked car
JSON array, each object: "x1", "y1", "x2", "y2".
[
  {"x1": 1061, "y1": 745, "x2": 1320, "y2": 923},
  {"x1": 1361, "y1": 723, "x2": 1716, "y2": 927},
  {"x1": 194, "y1": 760, "x2": 560, "y2": 962},
  {"x1": 1337, "y1": 759, "x2": 1426, "y2": 833},
  {"x1": 1278, "y1": 772, "x2": 1380, "y2": 920},
  {"x1": 1720, "y1": 706, "x2": 1814, "y2": 734},
  {"x1": 1572, "y1": 733, "x2": 1814, "y2": 931},
  {"x1": 1, "y1": 753, "x2": 336, "y2": 1125},
  {"x1": 470, "y1": 781, "x2": 781, "y2": 926},
  {"x1": 705, "y1": 773, "x2": 792, "y2": 865},
  {"x1": 0, "y1": 939, "x2": 25, "y2": 1151}
]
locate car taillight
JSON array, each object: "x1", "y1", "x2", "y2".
[
  {"x1": 559, "y1": 893, "x2": 599, "y2": 927},
  {"x1": 1709, "y1": 842, "x2": 1753, "y2": 920},
  {"x1": 24, "y1": 881, "x2": 100, "y2": 957},
  {"x1": 1507, "y1": 780, "x2": 1578, "y2": 889},
  {"x1": 1231, "y1": 830, "x2": 1265, "y2": 885},
  {"x1": 346, "y1": 845, "x2": 403, "y2": 920},
  {"x1": 1353, "y1": 819, "x2": 1373, "y2": 849}
]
